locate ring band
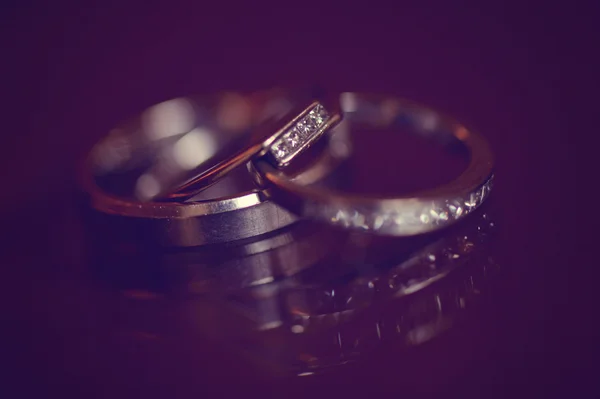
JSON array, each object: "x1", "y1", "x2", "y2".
[
  {"x1": 253, "y1": 93, "x2": 495, "y2": 236},
  {"x1": 80, "y1": 90, "x2": 349, "y2": 246},
  {"x1": 163, "y1": 100, "x2": 341, "y2": 202},
  {"x1": 82, "y1": 134, "x2": 349, "y2": 247}
]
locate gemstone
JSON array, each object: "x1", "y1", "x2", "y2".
[
  {"x1": 295, "y1": 122, "x2": 309, "y2": 136},
  {"x1": 269, "y1": 102, "x2": 331, "y2": 166},
  {"x1": 271, "y1": 140, "x2": 288, "y2": 160},
  {"x1": 349, "y1": 211, "x2": 368, "y2": 230},
  {"x1": 464, "y1": 191, "x2": 481, "y2": 209},
  {"x1": 480, "y1": 178, "x2": 493, "y2": 201},
  {"x1": 438, "y1": 211, "x2": 449, "y2": 221},
  {"x1": 310, "y1": 104, "x2": 329, "y2": 126},
  {"x1": 284, "y1": 130, "x2": 301, "y2": 148},
  {"x1": 331, "y1": 209, "x2": 352, "y2": 228},
  {"x1": 372, "y1": 214, "x2": 386, "y2": 231},
  {"x1": 297, "y1": 117, "x2": 317, "y2": 136},
  {"x1": 392, "y1": 213, "x2": 406, "y2": 226},
  {"x1": 447, "y1": 201, "x2": 464, "y2": 218}
]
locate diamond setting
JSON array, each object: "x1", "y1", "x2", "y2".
[
  {"x1": 271, "y1": 141, "x2": 288, "y2": 159},
  {"x1": 269, "y1": 103, "x2": 332, "y2": 166},
  {"x1": 309, "y1": 175, "x2": 495, "y2": 236},
  {"x1": 284, "y1": 129, "x2": 301, "y2": 148}
]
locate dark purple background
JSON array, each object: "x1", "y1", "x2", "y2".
[{"x1": 0, "y1": 1, "x2": 591, "y2": 397}]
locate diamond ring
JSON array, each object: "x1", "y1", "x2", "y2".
[
  {"x1": 80, "y1": 89, "x2": 348, "y2": 246},
  {"x1": 156, "y1": 90, "x2": 341, "y2": 202},
  {"x1": 252, "y1": 93, "x2": 495, "y2": 236}
]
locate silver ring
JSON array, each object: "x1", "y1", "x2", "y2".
[
  {"x1": 80, "y1": 90, "x2": 349, "y2": 246},
  {"x1": 253, "y1": 93, "x2": 495, "y2": 236}
]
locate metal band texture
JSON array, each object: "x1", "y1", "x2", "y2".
[
  {"x1": 253, "y1": 93, "x2": 495, "y2": 236},
  {"x1": 80, "y1": 90, "x2": 349, "y2": 246}
]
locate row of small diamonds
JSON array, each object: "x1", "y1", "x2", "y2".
[
  {"x1": 270, "y1": 104, "x2": 330, "y2": 165},
  {"x1": 310, "y1": 175, "x2": 494, "y2": 233}
]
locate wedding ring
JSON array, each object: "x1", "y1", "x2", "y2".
[
  {"x1": 253, "y1": 93, "x2": 495, "y2": 236},
  {"x1": 100, "y1": 88, "x2": 340, "y2": 202},
  {"x1": 163, "y1": 99, "x2": 342, "y2": 201},
  {"x1": 80, "y1": 90, "x2": 349, "y2": 246}
]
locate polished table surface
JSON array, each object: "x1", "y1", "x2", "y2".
[{"x1": 0, "y1": 1, "x2": 588, "y2": 398}]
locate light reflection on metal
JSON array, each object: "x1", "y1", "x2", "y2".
[
  {"x1": 257, "y1": 321, "x2": 283, "y2": 331},
  {"x1": 418, "y1": 111, "x2": 439, "y2": 132},
  {"x1": 291, "y1": 325, "x2": 305, "y2": 334},
  {"x1": 92, "y1": 130, "x2": 132, "y2": 173},
  {"x1": 456, "y1": 126, "x2": 470, "y2": 140},
  {"x1": 142, "y1": 98, "x2": 196, "y2": 140},
  {"x1": 250, "y1": 276, "x2": 276, "y2": 286},
  {"x1": 172, "y1": 127, "x2": 217, "y2": 170},
  {"x1": 216, "y1": 92, "x2": 253, "y2": 131},
  {"x1": 135, "y1": 173, "x2": 161, "y2": 200}
]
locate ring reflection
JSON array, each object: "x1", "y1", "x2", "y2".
[{"x1": 88, "y1": 203, "x2": 498, "y2": 377}]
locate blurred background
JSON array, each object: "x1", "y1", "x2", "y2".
[{"x1": 0, "y1": 1, "x2": 590, "y2": 397}]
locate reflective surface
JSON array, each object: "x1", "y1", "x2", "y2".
[
  {"x1": 4, "y1": 189, "x2": 509, "y2": 397},
  {"x1": 84, "y1": 206, "x2": 498, "y2": 376}
]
